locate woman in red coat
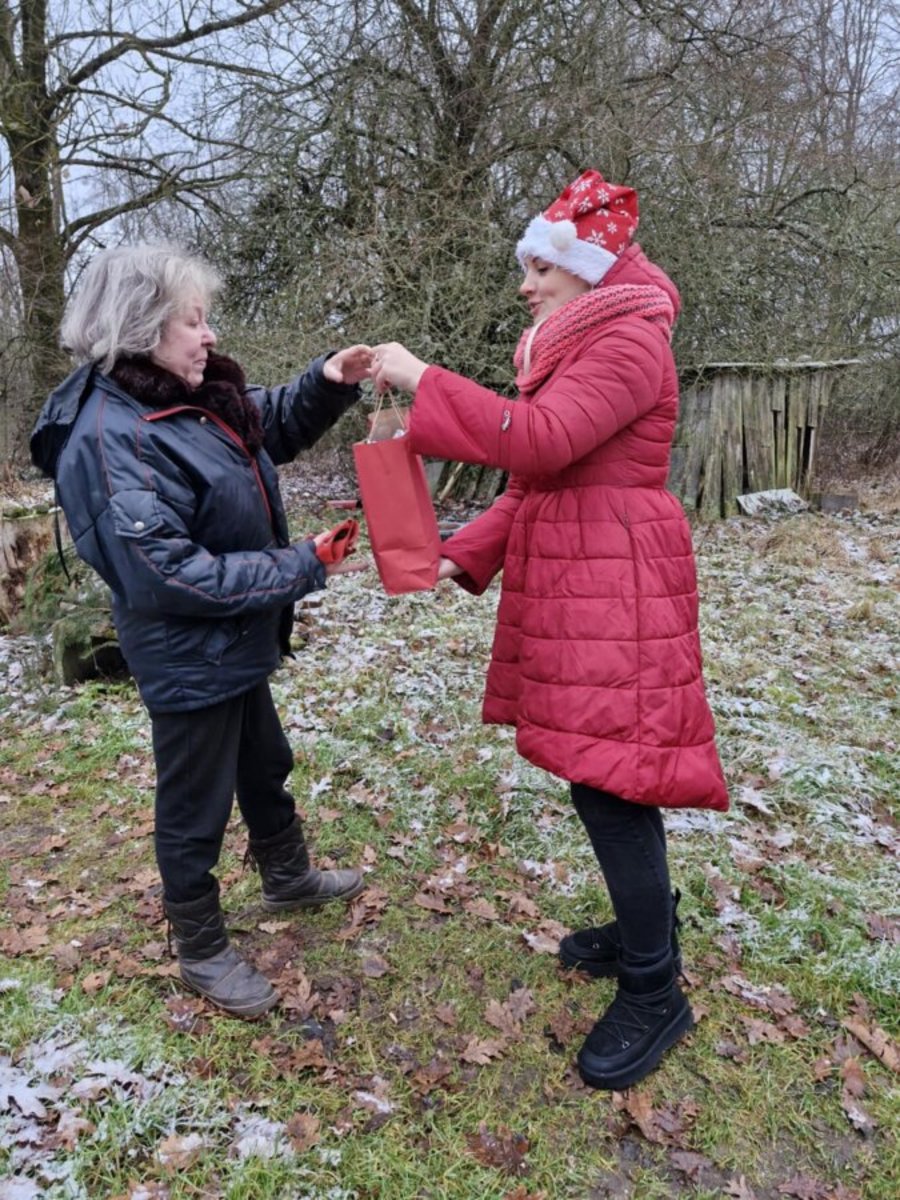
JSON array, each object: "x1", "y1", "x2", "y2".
[{"x1": 372, "y1": 170, "x2": 728, "y2": 1090}]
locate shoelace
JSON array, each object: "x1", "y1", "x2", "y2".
[{"x1": 596, "y1": 993, "x2": 668, "y2": 1049}]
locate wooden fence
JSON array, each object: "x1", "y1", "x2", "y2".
[{"x1": 668, "y1": 360, "x2": 859, "y2": 518}]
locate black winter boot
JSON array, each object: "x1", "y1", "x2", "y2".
[
  {"x1": 577, "y1": 953, "x2": 693, "y2": 1090},
  {"x1": 164, "y1": 882, "x2": 277, "y2": 1019},
  {"x1": 246, "y1": 816, "x2": 364, "y2": 912},
  {"x1": 559, "y1": 888, "x2": 683, "y2": 978}
]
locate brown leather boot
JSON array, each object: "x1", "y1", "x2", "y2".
[
  {"x1": 246, "y1": 816, "x2": 364, "y2": 912},
  {"x1": 164, "y1": 881, "x2": 277, "y2": 1019}
]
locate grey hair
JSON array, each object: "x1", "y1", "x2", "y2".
[{"x1": 60, "y1": 243, "x2": 222, "y2": 372}]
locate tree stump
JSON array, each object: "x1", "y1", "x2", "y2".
[
  {"x1": 0, "y1": 505, "x2": 55, "y2": 626},
  {"x1": 51, "y1": 612, "x2": 128, "y2": 686}
]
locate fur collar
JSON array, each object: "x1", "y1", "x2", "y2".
[{"x1": 110, "y1": 352, "x2": 265, "y2": 452}]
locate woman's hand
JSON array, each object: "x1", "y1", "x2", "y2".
[
  {"x1": 324, "y1": 344, "x2": 374, "y2": 385},
  {"x1": 438, "y1": 557, "x2": 463, "y2": 580},
  {"x1": 324, "y1": 557, "x2": 370, "y2": 577},
  {"x1": 371, "y1": 342, "x2": 429, "y2": 394}
]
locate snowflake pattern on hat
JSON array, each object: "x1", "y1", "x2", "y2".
[{"x1": 516, "y1": 169, "x2": 639, "y2": 285}]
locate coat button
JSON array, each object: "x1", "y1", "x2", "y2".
[
  {"x1": 199, "y1": 415, "x2": 208, "y2": 424},
  {"x1": 134, "y1": 520, "x2": 145, "y2": 531}
]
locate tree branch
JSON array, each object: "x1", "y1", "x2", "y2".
[{"x1": 50, "y1": 0, "x2": 296, "y2": 104}]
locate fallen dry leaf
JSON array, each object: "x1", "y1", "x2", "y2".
[
  {"x1": 466, "y1": 1123, "x2": 529, "y2": 1176},
  {"x1": 445, "y1": 822, "x2": 481, "y2": 843},
  {"x1": 279, "y1": 971, "x2": 318, "y2": 1017},
  {"x1": 670, "y1": 1149, "x2": 713, "y2": 1181},
  {"x1": 840, "y1": 1057, "x2": 865, "y2": 1098},
  {"x1": 48, "y1": 1109, "x2": 95, "y2": 1150},
  {"x1": 740, "y1": 1015, "x2": 786, "y2": 1045},
  {"x1": 163, "y1": 996, "x2": 207, "y2": 1033},
  {"x1": 840, "y1": 1057, "x2": 876, "y2": 1135},
  {"x1": 361, "y1": 954, "x2": 390, "y2": 978},
  {"x1": 715, "y1": 1040, "x2": 749, "y2": 1063},
  {"x1": 290, "y1": 1040, "x2": 330, "y2": 1072},
  {"x1": 811, "y1": 1057, "x2": 833, "y2": 1082},
  {"x1": 81, "y1": 969, "x2": 112, "y2": 995},
  {"x1": 258, "y1": 920, "x2": 292, "y2": 934},
  {"x1": 842, "y1": 1016, "x2": 900, "y2": 1073},
  {"x1": 435, "y1": 1002, "x2": 458, "y2": 1026},
  {"x1": 464, "y1": 897, "x2": 500, "y2": 921},
  {"x1": 612, "y1": 1089, "x2": 700, "y2": 1146},
  {"x1": 286, "y1": 1111, "x2": 321, "y2": 1152},
  {"x1": 863, "y1": 912, "x2": 900, "y2": 943},
  {"x1": 776, "y1": 1175, "x2": 831, "y2": 1199},
  {"x1": 485, "y1": 999, "x2": 523, "y2": 1040},
  {"x1": 725, "y1": 1176, "x2": 759, "y2": 1199},
  {"x1": 413, "y1": 890, "x2": 451, "y2": 914},
  {"x1": 719, "y1": 973, "x2": 796, "y2": 1016},
  {"x1": 0, "y1": 1066, "x2": 61, "y2": 1119},
  {"x1": 460, "y1": 1035, "x2": 506, "y2": 1065},
  {"x1": 506, "y1": 892, "x2": 540, "y2": 920},
  {"x1": 410, "y1": 1056, "x2": 454, "y2": 1095},
  {"x1": 29, "y1": 833, "x2": 68, "y2": 855},
  {"x1": 520, "y1": 917, "x2": 569, "y2": 955},
  {"x1": 505, "y1": 987, "x2": 537, "y2": 1023},
  {"x1": 0, "y1": 924, "x2": 50, "y2": 955},
  {"x1": 156, "y1": 1132, "x2": 207, "y2": 1171}
]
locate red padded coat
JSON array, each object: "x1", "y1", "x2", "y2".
[{"x1": 407, "y1": 245, "x2": 728, "y2": 811}]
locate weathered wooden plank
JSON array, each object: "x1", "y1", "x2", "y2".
[
  {"x1": 699, "y1": 375, "x2": 728, "y2": 518},
  {"x1": 671, "y1": 377, "x2": 712, "y2": 512},
  {"x1": 740, "y1": 375, "x2": 762, "y2": 495},
  {"x1": 770, "y1": 377, "x2": 788, "y2": 487},
  {"x1": 782, "y1": 374, "x2": 801, "y2": 487},
  {"x1": 721, "y1": 375, "x2": 745, "y2": 514}
]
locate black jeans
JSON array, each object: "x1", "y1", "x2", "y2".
[
  {"x1": 570, "y1": 782, "x2": 673, "y2": 968},
  {"x1": 151, "y1": 681, "x2": 296, "y2": 903}
]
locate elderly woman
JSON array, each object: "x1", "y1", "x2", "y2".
[
  {"x1": 372, "y1": 170, "x2": 728, "y2": 1090},
  {"x1": 31, "y1": 244, "x2": 372, "y2": 1019}
]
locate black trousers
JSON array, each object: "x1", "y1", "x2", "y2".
[
  {"x1": 570, "y1": 782, "x2": 673, "y2": 968},
  {"x1": 151, "y1": 681, "x2": 296, "y2": 903}
]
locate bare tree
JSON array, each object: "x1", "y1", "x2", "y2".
[{"x1": 0, "y1": 0, "x2": 299, "y2": 449}]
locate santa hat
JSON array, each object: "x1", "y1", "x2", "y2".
[{"x1": 515, "y1": 169, "x2": 639, "y2": 285}]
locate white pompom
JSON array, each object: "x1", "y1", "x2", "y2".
[{"x1": 548, "y1": 220, "x2": 577, "y2": 251}]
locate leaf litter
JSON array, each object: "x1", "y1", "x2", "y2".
[{"x1": 1, "y1": 469, "x2": 898, "y2": 1197}]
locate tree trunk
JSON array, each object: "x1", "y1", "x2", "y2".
[{"x1": 6, "y1": 1, "x2": 69, "y2": 446}]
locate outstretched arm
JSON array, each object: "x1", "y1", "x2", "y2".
[
  {"x1": 250, "y1": 346, "x2": 373, "y2": 464},
  {"x1": 374, "y1": 326, "x2": 668, "y2": 476}
]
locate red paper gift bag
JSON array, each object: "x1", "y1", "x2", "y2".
[{"x1": 353, "y1": 431, "x2": 441, "y2": 595}]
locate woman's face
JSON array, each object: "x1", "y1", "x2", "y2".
[
  {"x1": 152, "y1": 294, "x2": 217, "y2": 388},
  {"x1": 519, "y1": 257, "x2": 590, "y2": 323}
]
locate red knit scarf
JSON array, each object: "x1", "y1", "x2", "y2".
[{"x1": 513, "y1": 284, "x2": 674, "y2": 394}]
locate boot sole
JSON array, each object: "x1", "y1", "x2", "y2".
[
  {"x1": 577, "y1": 1003, "x2": 694, "y2": 1090},
  {"x1": 261, "y1": 876, "x2": 366, "y2": 912}
]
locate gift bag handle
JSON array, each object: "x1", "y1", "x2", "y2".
[{"x1": 366, "y1": 388, "x2": 408, "y2": 443}]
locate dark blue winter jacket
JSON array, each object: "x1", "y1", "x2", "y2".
[{"x1": 30, "y1": 354, "x2": 359, "y2": 714}]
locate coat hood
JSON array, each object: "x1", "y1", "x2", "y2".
[
  {"x1": 600, "y1": 243, "x2": 681, "y2": 320},
  {"x1": 30, "y1": 363, "x2": 97, "y2": 480}
]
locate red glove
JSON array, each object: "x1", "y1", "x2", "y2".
[{"x1": 312, "y1": 518, "x2": 360, "y2": 565}]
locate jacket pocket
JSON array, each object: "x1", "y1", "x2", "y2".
[
  {"x1": 163, "y1": 615, "x2": 242, "y2": 665},
  {"x1": 109, "y1": 489, "x2": 165, "y2": 539},
  {"x1": 201, "y1": 618, "x2": 243, "y2": 664}
]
